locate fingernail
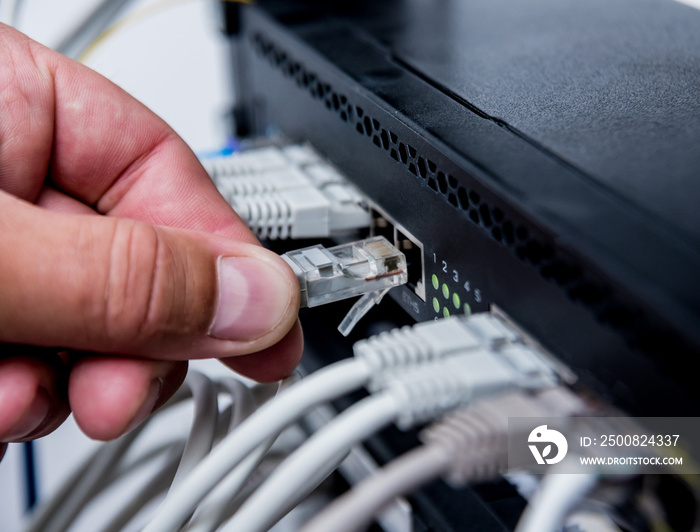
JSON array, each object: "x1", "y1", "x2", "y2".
[
  {"x1": 1, "y1": 388, "x2": 50, "y2": 442},
  {"x1": 209, "y1": 256, "x2": 294, "y2": 341},
  {"x1": 126, "y1": 378, "x2": 162, "y2": 433}
]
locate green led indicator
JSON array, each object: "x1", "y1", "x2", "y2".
[
  {"x1": 464, "y1": 303, "x2": 472, "y2": 315},
  {"x1": 431, "y1": 274, "x2": 439, "y2": 290},
  {"x1": 452, "y1": 293, "x2": 461, "y2": 309},
  {"x1": 441, "y1": 283, "x2": 450, "y2": 299},
  {"x1": 432, "y1": 297, "x2": 440, "y2": 313},
  {"x1": 443, "y1": 307, "x2": 451, "y2": 318}
]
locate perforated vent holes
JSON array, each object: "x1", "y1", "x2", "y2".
[{"x1": 250, "y1": 32, "x2": 655, "y2": 347}]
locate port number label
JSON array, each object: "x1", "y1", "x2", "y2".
[
  {"x1": 433, "y1": 253, "x2": 460, "y2": 283},
  {"x1": 463, "y1": 281, "x2": 482, "y2": 303},
  {"x1": 432, "y1": 252, "x2": 481, "y2": 303}
]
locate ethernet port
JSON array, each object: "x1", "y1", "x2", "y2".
[
  {"x1": 396, "y1": 227, "x2": 425, "y2": 301},
  {"x1": 371, "y1": 208, "x2": 395, "y2": 242}
]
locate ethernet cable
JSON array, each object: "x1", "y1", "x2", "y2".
[
  {"x1": 24, "y1": 372, "x2": 271, "y2": 532},
  {"x1": 25, "y1": 372, "x2": 216, "y2": 532},
  {"x1": 206, "y1": 144, "x2": 371, "y2": 239},
  {"x1": 143, "y1": 316, "x2": 511, "y2": 532},
  {"x1": 182, "y1": 437, "x2": 277, "y2": 532},
  {"x1": 98, "y1": 443, "x2": 186, "y2": 532},
  {"x1": 282, "y1": 236, "x2": 407, "y2": 308},
  {"x1": 142, "y1": 359, "x2": 371, "y2": 532},
  {"x1": 216, "y1": 167, "x2": 314, "y2": 199},
  {"x1": 203, "y1": 146, "x2": 291, "y2": 180},
  {"x1": 143, "y1": 314, "x2": 558, "y2": 532},
  {"x1": 302, "y1": 387, "x2": 586, "y2": 532},
  {"x1": 231, "y1": 184, "x2": 370, "y2": 240},
  {"x1": 23, "y1": 383, "x2": 193, "y2": 532},
  {"x1": 225, "y1": 344, "x2": 558, "y2": 532},
  {"x1": 515, "y1": 472, "x2": 599, "y2": 532},
  {"x1": 168, "y1": 371, "x2": 219, "y2": 490},
  {"x1": 203, "y1": 144, "x2": 324, "y2": 181},
  {"x1": 183, "y1": 430, "x2": 328, "y2": 532},
  {"x1": 182, "y1": 375, "x2": 299, "y2": 532}
]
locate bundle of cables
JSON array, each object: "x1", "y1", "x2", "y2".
[
  {"x1": 23, "y1": 370, "x2": 293, "y2": 532},
  {"x1": 26, "y1": 314, "x2": 629, "y2": 532}
]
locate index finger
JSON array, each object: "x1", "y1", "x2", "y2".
[{"x1": 0, "y1": 24, "x2": 256, "y2": 244}]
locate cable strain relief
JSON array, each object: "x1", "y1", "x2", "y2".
[
  {"x1": 355, "y1": 325, "x2": 433, "y2": 374},
  {"x1": 420, "y1": 388, "x2": 583, "y2": 485},
  {"x1": 231, "y1": 195, "x2": 291, "y2": 240},
  {"x1": 389, "y1": 372, "x2": 473, "y2": 430},
  {"x1": 421, "y1": 399, "x2": 512, "y2": 485},
  {"x1": 356, "y1": 317, "x2": 478, "y2": 375}
]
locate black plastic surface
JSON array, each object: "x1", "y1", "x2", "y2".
[
  {"x1": 233, "y1": 0, "x2": 700, "y2": 411},
  {"x1": 358, "y1": 0, "x2": 700, "y2": 247}
]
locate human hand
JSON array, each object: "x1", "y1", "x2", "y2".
[{"x1": 0, "y1": 24, "x2": 302, "y2": 453}]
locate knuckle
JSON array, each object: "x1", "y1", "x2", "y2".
[
  {"x1": 100, "y1": 219, "x2": 170, "y2": 346},
  {"x1": 77, "y1": 217, "x2": 215, "y2": 352}
]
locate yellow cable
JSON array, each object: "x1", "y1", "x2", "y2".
[{"x1": 78, "y1": 0, "x2": 253, "y2": 63}]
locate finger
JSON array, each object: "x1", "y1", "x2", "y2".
[
  {"x1": 0, "y1": 25, "x2": 53, "y2": 200},
  {"x1": 0, "y1": 193, "x2": 300, "y2": 359},
  {"x1": 219, "y1": 319, "x2": 304, "y2": 383},
  {"x1": 0, "y1": 350, "x2": 70, "y2": 442},
  {"x1": 69, "y1": 355, "x2": 187, "y2": 441},
  {"x1": 35, "y1": 185, "x2": 97, "y2": 215},
  {"x1": 0, "y1": 25, "x2": 255, "y2": 243}
]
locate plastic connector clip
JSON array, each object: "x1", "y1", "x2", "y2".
[
  {"x1": 282, "y1": 236, "x2": 408, "y2": 308},
  {"x1": 206, "y1": 145, "x2": 371, "y2": 240}
]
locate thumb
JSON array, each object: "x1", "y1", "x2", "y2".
[{"x1": 0, "y1": 192, "x2": 300, "y2": 359}]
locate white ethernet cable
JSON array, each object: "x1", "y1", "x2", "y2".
[
  {"x1": 182, "y1": 375, "x2": 300, "y2": 532},
  {"x1": 202, "y1": 146, "x2": 291, "y2": 180},
  {"x1": 225, "y1": 340, "x2": 558, "y2": 532},
  {"x1": 23, "y1": 383, "x2": 195, "y2": 532},
  {"x1": 24, "y1": 372, "x2": 274, "y2": 532},
  {"x1": 203, "y1": 144, "x2": 325, "y2": 181},
  {"x1": 142, "y1": 359, "x2": 369, "y2": 532},
  {"x1": 302, "y1": 387, "x2": 587, "y2": 532},
  {"x1": 98, "y1": 444, "x2": 186, "y2": 532},
  {"x1": 214, "y1": 155, "x2": 344, "y2": 200},
  {"x1": 205, "y1": 144, "x2": 371, "y2": 239},
  {"x1": 216, "y1": 167, "x2": 313, "y2": 199},
  {"x1": 98, "y1": 372, "x2": 225, "y2": 532},
  {"x1": 230, "y1": 180, "x2": 370, "y2": 240},
  {"x1": 167, "y1": 372, "x2": 219, "y2": 490},
  {"x1": 515, "y1": 472, "x2": 599, "y2": 532},
  {"x1": 144, "y1": 314, "x2": 538, "y2": 532}
]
